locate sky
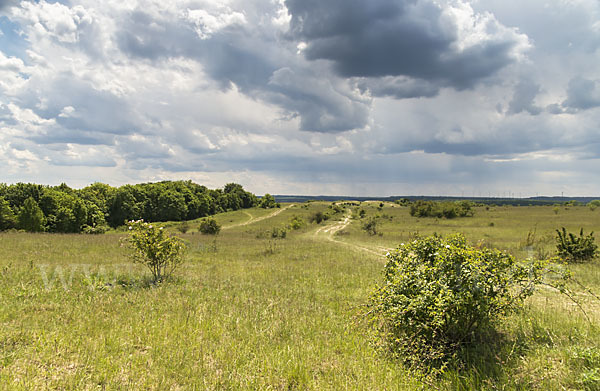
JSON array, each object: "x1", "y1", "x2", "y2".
[{"x1": 0, "y1": 0, "x2": 599, "y2": 197}]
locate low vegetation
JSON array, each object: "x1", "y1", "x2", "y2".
[
  {"x1": 0, "y1": 201, "x2": 599, "y2": 389},
  {"x1": 409, "y1": 200, "x2": 474, "y2": 219},
  {"x1": 556, "y1": 227, "x2": 598, "y2": 263}
]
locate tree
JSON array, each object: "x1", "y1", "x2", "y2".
[
  {"x1": 0, "y1": 197, "x2": 16, "y2": 231},
  {"x1": 18, "y1": 197, "x2": 45, "y2": 232},
  {"x1": 107, "y1": 186, "x2": 141, "y2": 227}
]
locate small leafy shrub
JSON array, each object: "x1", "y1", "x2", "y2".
[
  {"x1": 270, "y1": 226, "x2": 287, "y2": 239},
  {"x1": 177, "y1": 221, "x2": 190, "y2": 234},
  {"x1": 589, "y1": 200, "x2": 600, "y2": 211},
  {"x1": 395, "y1": 198, "x2": 409, "y2": 206},
  {"x1": 82, "y1": 224, "x2": 109, "y2": 234},
  {"x1": 288, "y1": 216, "x2": 305, "y2": 230},
  {"x1": 362, "y1": 218, "x2": 378, "y2": 236},
  {"x1": 125, "y1": 220, "x2": 187, "y2": 282},
  {"x1": 199, "y1": 218, "x2": 221, "y2": 235},
  {"x1": 259, "y1": 193, "x2": 277, "y2": 209},
  {"x1": 309, "y1": 211, "x2": 329, "y2": 224},
  {"x1": 553, "y1": 206, "x2": 560, "y2": 215},
  {"x1": 365, "y1": 234, "x2": 541, "y2": 368},
  {"x1": 556, "y1": 227, "x2": 597, "y2": 263},
  {"x1": 359, "y1": 209, "x2": 366, "y2": 218},
  {"x1": 329, "y1": 204, "x2": 344, "y2": 214}
]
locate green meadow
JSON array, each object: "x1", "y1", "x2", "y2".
[{"x1": 0, "y1": 202, "x2": 599, "y2": 390}]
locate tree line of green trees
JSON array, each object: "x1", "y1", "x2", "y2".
[{"x1": 0, "y1": 181, "x2": 258, "y2": 233}]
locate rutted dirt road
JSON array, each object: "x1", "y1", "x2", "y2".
[{"x1": 312, "y1": 211, "x2": 390, "y2": 258}]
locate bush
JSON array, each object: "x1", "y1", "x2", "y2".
[
  {"x1": 288, "y1": 216, "x2": 305, "y2": 230},
  {"x1": 259, "y1": 193, "x2": 277, "y2": 209},
  {"x1": 365, "y1": 234, "x2": 540, "y2": 368},
  {"x1": 199, "y1": 218, "x2": 221, "y2": 235},
  {"x1": 270, "y1": 226, "x2": 287, "y2": 239},
  {"x1": 556, "y1": 227, "x2": 597, "y2": 263},
  {"x1": 125, "y1": 220, "x2": 187, "y2": 282},
  {"x1": 177, "y1": 221, "x2": 190, "y2": 234},
  {"x1": 362, "y1": 217, "x2": 378, "y2": 236},
  {"x1": 82, "y1": 224, "x2": 109, "y2": 234},
  {"x1": 409, "y1": 200, "x2": 474, "y2": 219},
  {"x1": 589, "y1": 200, "x2": 600, "y2": 211},
  {"x1": 309, "y1": 211, "x2": 329, "y2": 224}
]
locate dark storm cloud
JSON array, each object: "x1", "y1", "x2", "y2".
[
  {"x1": 507, "y1": 79, "x2": 542, "y2": 115},
  {"x1": 285, "y1": 0, "x2": 525, "y2": 90},
  {"x1": 562, "y1": 77, "x2": 600, "y2": 111},
  {"x1": 0, "y1": 0, "x2": 17, "y2": 11},
  {"x1": 114, "y1": 8, "x2": 371, "y2": 133},
  {"x1": 356, "y1": 76, "x2": 440, "y2": 99},
  {"x1": 266, "y1": 67, "x2": 370, "y2": 132}
]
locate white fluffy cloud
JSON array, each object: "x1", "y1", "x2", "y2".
[{"x1": 0, "y1": 0, "x2": 599, "y2": 195}]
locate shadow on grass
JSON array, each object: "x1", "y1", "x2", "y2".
[
  {"x1": 434, "y1": 329, "x2": 531, "y2": 389},
  {"x1": 99, "y1": 273, "x2": 185, "y2": 291}
]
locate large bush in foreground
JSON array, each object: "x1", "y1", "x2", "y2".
[
  {"x1": 365, "y1": 234, "x2": 540, "y2": 368},
  {"x1": 125, "y1": 220, "x2": 187, "y2": 282}
]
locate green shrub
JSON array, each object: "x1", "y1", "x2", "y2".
[
  {"x1": 409, "y1": 200, "x2": 474, "y2": 219},
  {"x1": 81, "y1": 224, "x2": 109, "y2": 234},
  {"x1": 125, "y1": 220, "x2": 187, "y2": 282},
  {"x1": 365, "y1": 234, "x2": 540, "y2": 368},
  {"x1": 259, "y1": 194, "x2": 277, "y2": 209},
  {"x1": 177, "y1": 221, "x2": 190, "y2": 234},
  {"x1": 288, "y1": 216, "x2": 305, "y2": 230},
  {"x1": 556, "y1": 227, "x2": 597, "y2": 263},
  {"x1": 269, "y1": 226, "x2": 287, "y2": 239},
  {"x1": 309, "y1": 211, "x2": 329, "y2": 224},
  {"x1": 589, "y1": 200, "x2": 600, "y2": 211},
  {"x1": 199, "y1": 218, "x2": 221, "y2": 235},
  {"x1": 362, "y1": 218, "x2": 378, "y2": 236}
]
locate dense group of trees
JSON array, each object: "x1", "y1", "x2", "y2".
[{"x1": 0, "y1": 181, "x2": 258, "y2": 233}]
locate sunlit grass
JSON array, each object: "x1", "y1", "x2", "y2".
[{"x1": 0, "y1": 202, "x2": 598, "y2": 389}]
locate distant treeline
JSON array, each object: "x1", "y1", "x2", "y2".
[
  {"x1": 273, "y1": 195, "x2": 600, "y2": 206},
  {"x1": 0, "y1": 181, "x2": 257, "y2": 233}
]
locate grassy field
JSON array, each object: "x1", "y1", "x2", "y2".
[{"x1": 0, "y1": 202, "x2": 599, "y2": 390}]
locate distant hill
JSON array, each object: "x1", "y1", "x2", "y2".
[{"x1": 272, "y1": 195, "x2": 600, "y2": 206}]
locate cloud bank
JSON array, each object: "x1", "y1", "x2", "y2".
[{"x1": 0, "y1": 0, "x2": 599, "y2": 196}]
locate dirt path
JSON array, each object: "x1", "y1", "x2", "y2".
[
  {"x1": 311, "y1": 211, "x2": 391, "y2": 259},
  {"x1": 223, "y1": 204, "x2": 295, "y2": 230}
]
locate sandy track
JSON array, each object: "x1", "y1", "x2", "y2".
[
  {"x1": 223, "y1": 204, "x2": 295, "y2": 230},
  {"x1": 312, "y1": 211, "x2": 391, "y2": 259}
]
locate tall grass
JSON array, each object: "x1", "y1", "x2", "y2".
[{"x1": 0, "y1": 202, "x2": 598, "y2": 389}]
